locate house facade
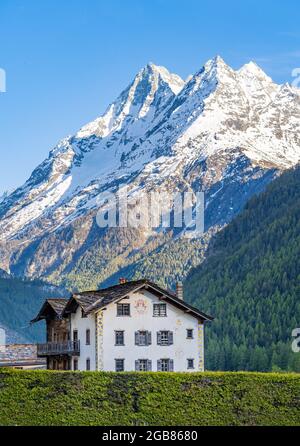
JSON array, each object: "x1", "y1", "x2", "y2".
[{"x1": 32, "y1": 279, "x2": 213, "y2": 372}]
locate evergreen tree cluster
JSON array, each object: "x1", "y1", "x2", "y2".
[
  {"x1": 0, "y1": 277, "x2": 66, "y2": 342},
  {"x1": 184, "y1": 165, "x2": 300, "y2": 372}
]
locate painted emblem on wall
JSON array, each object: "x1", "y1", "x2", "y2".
[{"x1": 134, "y1": 299, "x2": 148, "y2": 314}]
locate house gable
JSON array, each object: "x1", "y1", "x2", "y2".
[
  {"x1": 98, "y1": 286, "x2": 202, "y2": 372},
  {"x1": 31, "y1": 298, "x2": 67, "y2": 323},
  {"x1": 63, "y1": 280, "x2": 213, "y2": 322}
]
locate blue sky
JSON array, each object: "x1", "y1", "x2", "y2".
[{"x1": 0, "y1": 0, "x2": 300, "y2": 194}]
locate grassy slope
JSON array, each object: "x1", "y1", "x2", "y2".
[{"x1": 0, "y1": 370, "x2": 299, "y2": 426}]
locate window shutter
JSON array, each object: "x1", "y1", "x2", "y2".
[
  {"x1": 135, "y1": 331, "x2": 139, "y2": 346},
  {"x1": 169, "y1": 359, "x2": 174, "y2": 372},
  {"x1": 135, "y1": 360, "x2": 139, "y2": 371},
  {"x1": 168, "y1": 331, "x2": 173, "y2": 345},
  {"x1": 157, "y1": 332, "x2": 161, "y2": 345},
  {"x1": 157, "y1": 360, "x2": 162, "y2": 371},
  {"x1": 147, "y1": 331, "x2": 152, "y2": 346},
  {"x1": 147, "y1": 360, "x2": 152, "y2": 371}
]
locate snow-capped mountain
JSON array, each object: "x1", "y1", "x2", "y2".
[{"x1": 0, "y1": 56, "x2": 299, "y2": 287}]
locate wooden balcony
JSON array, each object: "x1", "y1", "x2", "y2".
[{"x1": 37, "y1": 340, "x2": 80, "y2": 357}]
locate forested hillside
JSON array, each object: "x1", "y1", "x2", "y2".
[
  {"x1": 185, "y1": 165, "x2": 300, "y2": 372},
  {"x1": 0, "y1": 276, "x2": 66, "y2": 342}
]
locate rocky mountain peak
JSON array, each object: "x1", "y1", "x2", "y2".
[
  {"x1": 0, "y1": 56, "x2": 299, "y2": 284},
  {"x1": 238, "y1": 60, "x2": 273, "y2": 80},
  {"x1": 76, "y1": 62, "x2": 183, "y2": 140},
  {"x1": 141, "y1": 62, "x2": 185, "y2": 94}
]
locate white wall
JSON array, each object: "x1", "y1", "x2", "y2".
[
  {"x1": 99, "y1": 289, "x2": 202, "y2": 372},
  {"x1": 71, "y1": 309, "x2": 95, "y2": 371}
]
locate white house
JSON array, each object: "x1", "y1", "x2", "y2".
[{"x1": 32, "y1": 279, "x2": 213, "y2": 372}]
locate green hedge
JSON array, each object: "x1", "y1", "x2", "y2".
[{"x1": 0, "y1": 370, "x2": 299, "y2": 426}]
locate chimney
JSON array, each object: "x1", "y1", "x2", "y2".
[
  {"x1": 176, "y1": 281, "x2": 183, "y2": 300},
  {"x1": 119, "y1": 278, "x2": 126, "y2": 284}
]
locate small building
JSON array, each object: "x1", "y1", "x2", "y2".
[
  {"x1": 31, "y1": 279, "x2": 213, "y2": 372},
  {"x1": 0, "y1": 344, "x2": 46, "y2": 369}
]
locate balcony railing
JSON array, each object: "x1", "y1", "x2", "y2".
[{"x1": 37, "y1": 340, "x2": 80, "y2": 357}]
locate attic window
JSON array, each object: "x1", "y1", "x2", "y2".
[
  {"x1": 153, "y1": 303, "x2": 167, "y2": 317},
  {"x1": 117, "y1": 303, "x2": 130, "y2": 316},
  {"x1": 81, "y1": 309, "x2": 87, "y2": 318}
]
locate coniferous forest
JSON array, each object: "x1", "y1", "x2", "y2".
[
  {"x1": 0, "y1": 277, "x2": 66, "y2": 342},
  {"x1": 184, "y1": 165, "x2": 300, "y2": 372}
]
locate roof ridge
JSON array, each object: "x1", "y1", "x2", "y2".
[{"x1": 77, "y1": 278, "x2": 148, "y2": 295}]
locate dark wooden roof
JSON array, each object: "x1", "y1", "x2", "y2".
[
  {"x1": 63, "y1": 279, "x2": 213, "y2": 322},
  {"x1": 31, "y1": 298, "x2": 68, "y2": 323}
]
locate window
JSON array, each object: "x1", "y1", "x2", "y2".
[
  {"x1": 73, "y1": 358, "x2": 78, "y2": 371},
  {"x1": 187, "y1": 358, "x2": 194, "y2": 369},
  {"x1": 81, "y1": 309, "x2": 87, "y2": 318},
  {"x1": 115, "y1": 331, "x2": 124, "y2": 346},
  {"x1": 157, "y1": 359, "x2": 174, "y2": 372},
  {"x1": 115, "y1": 359, "x2": 125, "y2": 372},
  {"x1": 73, "y1": 330, "x2": 78, "y2": 342},
  {"x1": 186, "y1": 329, "x2": 194, "y2": 339},
  {"x1": 135, "y1": 359, "x2": 152, "y2": 371},
  {"x1": 135, "y1": 331, "x2": 151, "y2": 346},
  {"x1": 157, "y1": 331, "x2": 173, "y2": 346},
  {"x1": 86, "y1": 329, "x2": 90, "y2": 345},
  {"x1": 117, "y1": 303, "x2": 130, "y2": 316},
  {"x1": 153, "y1": 303, "x2": 167, "y2": 317},
  {"x1": 86, "y1": 358, "x2": 91, "y2": 371}
]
